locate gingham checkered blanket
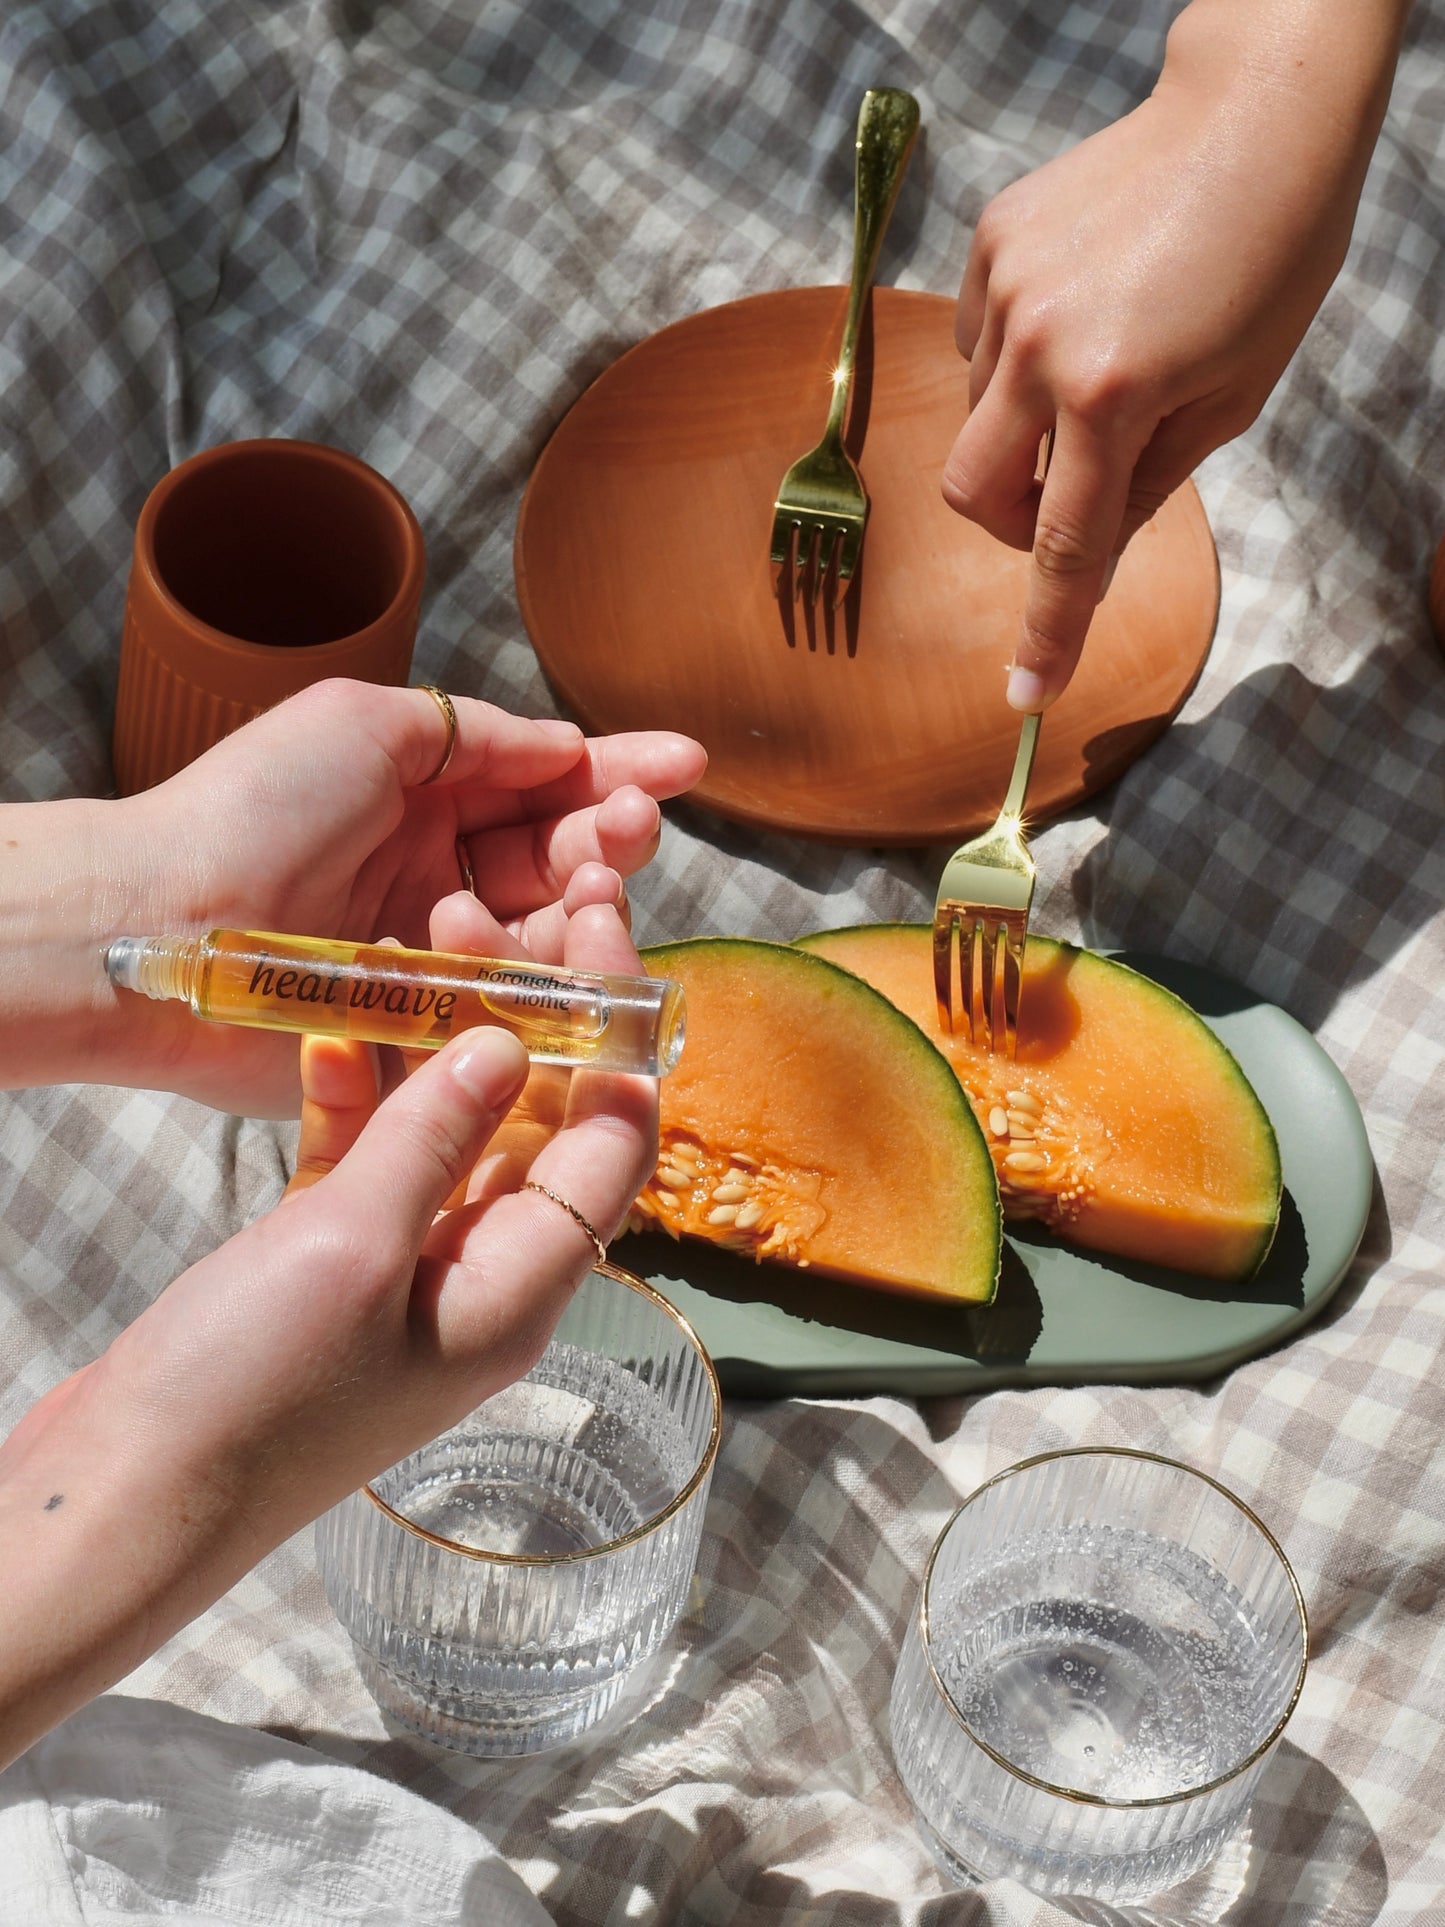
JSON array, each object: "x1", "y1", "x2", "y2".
[{"x1": 1, "y1": 2, "x2": 1442, "y2": 1921}]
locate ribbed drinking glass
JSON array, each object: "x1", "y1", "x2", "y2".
[
  {"x1": 317, "y1": 1261, "x2": 720, "y2": 1757},
  {"x1": 890, "y1": 1447, "x2": 1308, "y2": 1903}
]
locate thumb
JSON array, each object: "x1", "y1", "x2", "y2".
[{"x1": 316, "y1": 1029, "x2": 530, "y2": 1252}]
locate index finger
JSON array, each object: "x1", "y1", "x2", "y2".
[
  {"x1": 1008, "y1": 416, "x2": 1134, "y2": 712},
  {"x1": 284, "y1": 1035, "x2": 380, "y2": 1195},
  {"x1": 420, "y1": 900, "x2": 659, "y2": 1370}
]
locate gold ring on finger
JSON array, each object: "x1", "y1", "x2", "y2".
[
  {"x1": 417, "y1": 685, "x2": 458, "y2": 785},
  {"x1": 521, "y1": 1181, "x2": 607, "y2": 1267}
]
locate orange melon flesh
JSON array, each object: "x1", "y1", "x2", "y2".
[
  {"x1": 634, "y1": 938, "x2": 1000, "y2": 1303},
  {"x1": 797, "y1": 925, "x2": 1282, "y2": 1282}
]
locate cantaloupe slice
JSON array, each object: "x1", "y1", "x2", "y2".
[
  {"x1": 631, "y1": 937, "x2": 1000, "y2": 1303},
  {"x1": 797, "y1": 925, "x2": 1281, "y2": 1282}
]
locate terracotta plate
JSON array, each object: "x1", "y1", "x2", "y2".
[{"x1": 515, "y1": 287, "x2": 1219, "y2": 845}]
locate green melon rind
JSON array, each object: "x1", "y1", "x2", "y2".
[
  {"x1": 643, "y1": 936, "x2": 1001, "y2": 1304},
  {"x1": 796, "y1": 924, "x2": 1284, "y2": 1282}
]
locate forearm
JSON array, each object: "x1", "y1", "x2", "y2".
[{"x1": 0, "y1": 1358, "x2": 267, "y2": 1770}]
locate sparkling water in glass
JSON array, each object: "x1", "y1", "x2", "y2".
[
  {"x1": 317, "y1": 1262, "x2": 720, "y2": 1756},
  {"x1": 890, "y1": 1449, "x2": 1307, "y2": 1903}
]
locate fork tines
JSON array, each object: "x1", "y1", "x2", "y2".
[
  {"x1": 930, "y1": 711, "x2": 1041, "y2": 1057},
  {"x1": 769, "y1": 510, "x2": 863, "y2": 607},
  {"x1": 934, "y1": 905, "x2": 1028, "y2": 1057}
]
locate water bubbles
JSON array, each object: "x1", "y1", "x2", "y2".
[{"x1": 932, "y1": 1524, "x2": 1275, "y2": 1800}]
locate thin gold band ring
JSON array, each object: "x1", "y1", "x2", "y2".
[
  {"x1": 521, "y1": 1181, "x2": 607, "y2": 1267},
  {"x1": 417, "y1": 685, "x2": 458, "y2": 784}
]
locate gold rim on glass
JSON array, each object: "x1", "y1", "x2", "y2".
[
  {"x1": 917, "y1": 1445, "x2": 1310, "y2": 1809},
  {"x1": 362, "y1": 1260, "x2": 722, "y2": 1567}
]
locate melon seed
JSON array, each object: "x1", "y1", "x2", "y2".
[
  {"x1": 1004, "y1": 1150, "x2": 1048, "y2": 1173},
  {"x1": 707, "y1": 1204, "x2": 740, "y2": 1226},
  {"x1": 711, "y1": 1182, "x2": 751, "y2": 1204},
  {"x1": 988, "y1": 1106, "x2": 1010, "y2": 1139}
]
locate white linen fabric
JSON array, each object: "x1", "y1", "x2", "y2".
[
  {"x1": 0, "y1": 1694, "x2": 554, "y2": 1925},
  {"x1": 1, "y1": 1, "x2": 1443, "y2": 1922}
]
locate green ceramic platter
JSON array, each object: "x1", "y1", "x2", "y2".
[{"x1": 613, "y1": 953, "x2": 1374, "y2": 1398}]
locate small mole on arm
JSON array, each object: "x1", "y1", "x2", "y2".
[{"x1": 44, "y1": 1493, "x2": 64, "y2": 1510}]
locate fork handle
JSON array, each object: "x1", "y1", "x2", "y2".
[
  {"x1": 1001, "y1": 712, "x2": 1042, "y2": 820},
  {"x1": 824, "y1": 88, "x2": 920, "y2": 442}
]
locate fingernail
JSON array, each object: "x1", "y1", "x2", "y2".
[
  {"x1": 1006, "y1": 665, "x2": 1048, "y2": 712},
  {"x1": 1097, "y1": 556, "x2": 1119, "y2": 602},
  {"x1": 451, "y1": 1029, "x2": 529, "y2": 1101},
  {"x1": 537, "y1": 718, "x2": 583, "y2": 742}
]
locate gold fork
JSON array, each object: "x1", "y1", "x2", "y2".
[
  {"x1": 769, "y1": 87, "x2": 919, "y2": 606},
  {"x1": 932, "y1": 712, "x2": 1042, "y2": 1056}
]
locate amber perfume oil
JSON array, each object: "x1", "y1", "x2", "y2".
[{"x1": 105, "y1": 929, "x2": 684, "y2": 1076}]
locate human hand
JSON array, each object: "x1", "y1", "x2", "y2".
[
  {"x1": 942, "y1": 0, "x2": 1405, "y2": 709},
  {"x1": 289, "y1": 875, "x2": 644, "y2": 1212},
  {"x1": 81, "y1": 678, "x2": 704, "y2": 1112},
  {"x1": 0, "y1": 893, "x2": 655, "y2": 1766},
  {"x1": 121, "y1": 891, "x2": 656, "y2": 1529}
]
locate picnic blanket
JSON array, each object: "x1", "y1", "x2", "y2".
[{"x1": 1, "y1": 1, "x2": 1442, "y2": 1920}]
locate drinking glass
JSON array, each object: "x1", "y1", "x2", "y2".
[
  {"x1": 317, "y1": 1261, "x2": 720, "y2": 1757},
  {"x1": 890, "y1": 1447, "x2": 1308, "y2": 1903}
]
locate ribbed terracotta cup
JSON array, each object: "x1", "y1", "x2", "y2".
[{"x1": 113, "y1": 438, "x2": 425, "y2": 794}]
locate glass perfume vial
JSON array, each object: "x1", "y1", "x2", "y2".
[{"x1": 105, "y1": 928, "x2": 684, "y2": 1077}]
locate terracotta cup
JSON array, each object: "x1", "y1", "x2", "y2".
[{"x1": 112, "y1": 438, "x2": 425, "y2": 794}]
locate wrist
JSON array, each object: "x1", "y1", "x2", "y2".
[
  {"x1": 0, "y1": 795, "x2": 126, "y2": 1088},
  {"x1": 1161, "y1": 0, "x2": 1408, "y2": 146},
  {"x1": 0, "y1": 791, "x2": 212, "y2": 1094},
  {"x1": 1148, "y1": 0, "x2": 1408, "y2": 311}
]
